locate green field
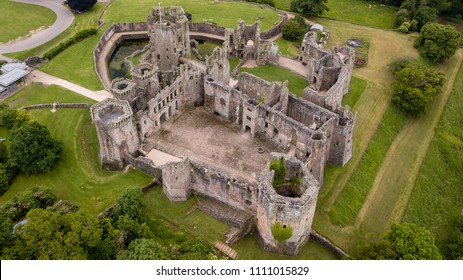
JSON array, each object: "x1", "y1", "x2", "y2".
[
  {"x1": 105, "y1": 0, "x2": 281, "y2": 31},
  {"x1": 40, "y1": 34, "x2": 104, "y2": 90},
  {"x1": 0, "y1": 84, "x2": 152, "y2": 214},
  {"x1": 329, "y1": 104, "x2": 408, "y2": 226},
  {"x1": 239, "y1": 64, "x2": 309, "y2": 96},
  {"x1": 274, "y1": 0, "x2": 397, "y2": 29},
  {"x1": 403, "y1": 60, "x2": 463, "y2": 251},
  {"x1": 0, "y1": 0, "x2": 56, "y2": 43},
  {"x1": 6, "y1": 3, "x2": 104, "y2": 60}
]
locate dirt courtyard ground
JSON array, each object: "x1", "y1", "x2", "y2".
[{"x1": 148, "y1": 107, "x2": 285, "y2": 181}]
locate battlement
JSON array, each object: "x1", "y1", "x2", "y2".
[{"x1": 91, "y1": 98, "x2": 134, "y2": 128}]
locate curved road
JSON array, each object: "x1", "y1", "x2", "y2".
[{"x1": 0, "y1": 0, "x2": 74, "y2": 54}]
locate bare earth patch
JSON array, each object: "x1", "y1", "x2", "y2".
[{"x1": 147, "y1": 107, "x2": 285, "y2": 182}]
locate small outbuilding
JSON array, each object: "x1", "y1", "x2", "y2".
[{"x1": 0, "y1": 62, "x2": 29, "y2": 96}]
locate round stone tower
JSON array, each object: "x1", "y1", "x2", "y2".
[{"x1": 256, "y1": 153, "x2": 320, "y2": 255}]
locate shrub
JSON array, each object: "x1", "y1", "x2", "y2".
[
  {"x1": 271, "y1": 222, "x2": 293, "y2": 242},
  {"x1": 2, "y1": 187, "x2": 56, "y2": 221},
  {"x1": 282, "y1": 17, "x2": 308, "y2": 42},
  {"x1": 43, "y1": 28, "x2": 97, "y2": 60},
  {"x1": 243, "y1": 0, "x2": 275, "y2": 7}
]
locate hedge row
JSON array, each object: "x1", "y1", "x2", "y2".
[
  {"x1": 242, "y1": 0, "x2": 275, "y2": 7},
  {"x1": 43, "y1": 28, "x2": 98, "y2": 60}
]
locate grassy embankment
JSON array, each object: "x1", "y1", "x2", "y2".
[{"x1": 0, "y1": 84, "x2": 152, "y2": 215}]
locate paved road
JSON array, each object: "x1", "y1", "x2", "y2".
[{"x1": 0, "y1": 0, "x2": 74, "y2": 54}]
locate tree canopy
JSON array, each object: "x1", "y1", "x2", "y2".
[
  {"x1": 67, "y1": 0, "x2": 97, "y2": 13},
  {"x1": 414, "y1": 23, "x2": 461, "y2": 64},
  {"x1": 3, "y1": 209, "x2": 103, "y2": 259},
  {"x1": 123, "y1": 238, "x2": 169, "y2": 260},
  {"x1": 392, "y1": 61, "x2": 444, "y2": 115},
  {"x1": 359, "y1": 223, "x2": 442, "y2": 260},
  {"x1": 8, "y1": 121, "x2": 63, "y2": 174},
  {"x1": 282, "y1": 15, "x2": 308, "y2": 41},
  {"x1": 290, "y1": 0, "x2": 329, "y2": 16}
]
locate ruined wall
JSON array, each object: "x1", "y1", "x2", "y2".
[
  {"x1": 328, "y1": 107, "x2": 355, "y2": 166},
  {"x1": 189, "y1": 23, "x2": 226, "y2": 36},
  {"x1": 180, "y1": 64, "x2": 204, "y2": 107},
  {"x1": 22, "y1": 103, "x2": 91, "y2": 110},
  {"x1": 162, "y1": 158, "x2": 192, "y2": 201},
  {"x1": 190, "y1": 162, "x2": 257, "y2": 213}
]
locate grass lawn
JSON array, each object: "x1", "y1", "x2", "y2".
[
  {"x1": 6, "y1": 3, "x2": 105, "y2": 60},
  {"x1": 40, "y1": 34, "x2": 103, "y2": 90},
  {"x1": 0, "y1": 84, "x2": 152, "y2": 214},
  {"x1": 105, "y1": 0, "x2": 281, "y2": 31},
  {"x1": 323, "y1": 0, "x2": 397, "y2": 29},
  {"x1": 143, "y1": 187, "x2": 230, "y2": 243},
  {"x1": 329, "y1": 104, "x2": 408, "y2": 226},
  {"x1": 239, "y1": 64, "x2": 309, "y2": 96},
  {"x1": 274, "y1": 0, "x2": 397, "y2": 29},
  {"x1": 0, "y1": 0, "x2": 56, "y2": 43},
  {"x1": 229, "y1": 57, "x2": 240, "y2": 73},
  {"x1": 403, "y1": 58, "x2": 463, "y2": 252},
  {"x1": 233, "y1": 234, "x2": 339, "y2": 259},
  {"x1": 275, "y1": 37, "x2": 300, "y2": 57},
  {"x1": 342, "y1": 76, "x2": 368, "y2": 108}
]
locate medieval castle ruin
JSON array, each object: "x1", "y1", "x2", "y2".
[{"x1": 91, "y1": 6, "x2": 355, "y2": 255}]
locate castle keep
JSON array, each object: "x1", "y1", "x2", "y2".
[{"x1": 91, "y1": 6, "x2": 355, "y2": 255}]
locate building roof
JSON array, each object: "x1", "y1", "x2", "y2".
[
  {"x1": 0, "y1": 68, "x2": 28, "y2": 87},
  {"x1": 1, "y1": 62, "x2": 27, "y2": 73},
  {"x1": 310, "y1": 24, "x2": 324, "y2": 32},
  {"x1": 0, "y1": 85, "x2": 6, "y2": 93}
]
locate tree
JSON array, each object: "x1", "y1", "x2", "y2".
[
  {"x1": 414, "y1": 23, "x2": 461, "y2": 64},
  {"x1": 2, "y1": 187, "x2": 56, "y2": 221},
  {"x1": 67, "y1": 0, "x2": 97, "y2": 13},
  {"x1": 123, "y1": 238, "x2": 169, "y2": 260},
  {"x1": 8, "y1": 121, "x2": 63, "y2": 174},
  {"x1": 2, "y1": 208, "x2": 103, "y2": 260},
  {"x1": 392, "y1": 61, "x2": 444, "y2": 115},
  {"x1": 111, "y1": 188, "x2": 146, "y2": 222},
  {"x1": 0, "y1": 163, "x2": 9, "y2": 195},
  {"x1": 0, "y1": 108, "x2": 31, "y2": 129},
  {"x1": 0, "y1": 208, "x2": 13, "y2": 254},
  {"x1": 359, "y1": 223, "x2": 442, "y2": 260},
  {"x1": 178, "y1": 238, "x2": 214, "y2": 260},
  {"x1": 290, "y1": 0, "x2": 329, "y2": 16},
  {"x1": 282, "y1": 16, "x2": 308, "y2": 41}
]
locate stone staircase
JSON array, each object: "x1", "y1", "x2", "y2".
[{"x1": 214, "y1": 241, "x2": 238, "y2": 259}]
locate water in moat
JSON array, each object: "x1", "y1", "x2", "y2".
[{"x1": 108, "y1": 39, "x2": 148, "y2": 80}]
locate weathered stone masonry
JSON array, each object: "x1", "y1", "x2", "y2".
[{"x1": 91, "y1": 6, "x2": 355, "y2": 255}]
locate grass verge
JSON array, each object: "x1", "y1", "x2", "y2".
[{"x1": 0, "y1": 84, "x2": 152, "y2": 214}]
